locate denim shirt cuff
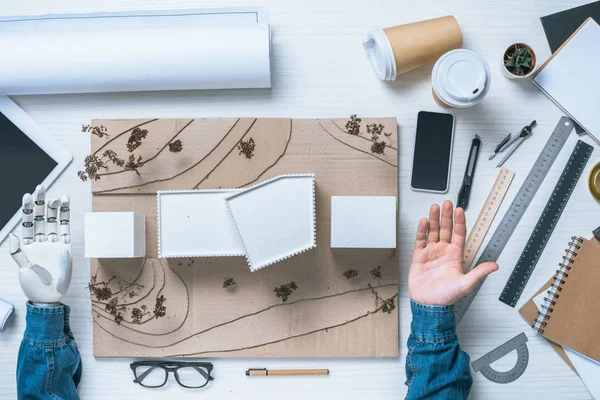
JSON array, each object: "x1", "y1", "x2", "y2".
[
  {"x1": 24, "y1": 302, "x2": 72, "y2": 348},
  {"x1": 410, "y1": 300, "x2": 456, "y2": 344}
]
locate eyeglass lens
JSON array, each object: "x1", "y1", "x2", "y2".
[{"x1": 134, "y1": 365, "x2": 168, "y2": 388}]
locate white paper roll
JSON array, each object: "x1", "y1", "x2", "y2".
[{"x1": 0, "y1": 8, "x2": 272, "y2": 94}]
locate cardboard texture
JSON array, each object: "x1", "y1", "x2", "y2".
[
  {"x1": 383, "y1": 15, "x2": 462, "y2": 77},
  {"x1": 520, "y1": 236, "x2": 600, "y2": 368},
  {"x1": 89, "y1": 117, "x2": 399, "y2": 358}
]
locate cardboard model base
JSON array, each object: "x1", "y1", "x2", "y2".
[{"x1": 89, "y1": 117, "x2": 399, "y2": 358}]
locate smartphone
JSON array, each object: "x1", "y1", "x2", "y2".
[{"x1": 410, "y1": 111, "x2": 455, "y2": 193}]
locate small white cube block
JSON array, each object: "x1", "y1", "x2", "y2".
[
  {"x1": 85, "y1": 212, "x2": 145, "y2": 258},
  {"x1": 331, "y1": 196, "x2": 396, "y2": 248}
]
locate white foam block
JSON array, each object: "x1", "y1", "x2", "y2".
[
  {"x1": 84, "y1": 212, "x2": 145, "y2": 258},
  {"x1": 225, "y1": 174, "x2": 316, "y2": 271},
  {"x1": 157, "y1": 190, "x2": 245, "y2": 258},
  {"x1": 331, "y1": 196, "x2": 396, "y2": 248}
]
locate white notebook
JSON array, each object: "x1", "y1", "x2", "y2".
[{"x1": 533, "y1": 18, "x2": 600, "y2": 144}]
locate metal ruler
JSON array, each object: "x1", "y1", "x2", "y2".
[
  {"x1": 462, "y1": 168, "x2": 515, "y2": 273},
  {"x1": 454, "y1": 116, "x2": 575, "y2": 324},
  {"x1": 471, "y1": 332, "x2": 529, "y2": 384},
  {"x1": 499, "y1": 140, "x2": 594, "y2": 307}
]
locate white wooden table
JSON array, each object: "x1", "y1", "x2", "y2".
[{"x1": 0, "y1": 0, "x2": 598, "y2": 399}]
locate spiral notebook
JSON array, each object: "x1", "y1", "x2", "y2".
[{"x1": 520, "y1": 231, "x2": 600, "y2": 362}]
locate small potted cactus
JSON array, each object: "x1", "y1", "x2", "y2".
[{"x1": 502, "y1": 43, "x2": 537, "y2": 79}]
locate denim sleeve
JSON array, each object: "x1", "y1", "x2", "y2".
[
  {"x1": 17, "y1": 303, "x2": 82, "y2": 400},
  {"x1": 405, "y1": 300, "x2": 472, "y2": 400}
]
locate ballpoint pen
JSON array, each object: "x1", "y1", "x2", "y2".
[
  {"x1": 496, "y1": 120, "x2": 536, "y2": 168},
  {"x1": 457, "y1": 134, "x2": 481, "y2": 210},
  {"x1": 246, "y1": 368, "x2": 329, "y2": 377}
]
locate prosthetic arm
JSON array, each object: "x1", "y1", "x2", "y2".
[{"x1": 8, "y1": 185, "x2": 72, "y2": 304}]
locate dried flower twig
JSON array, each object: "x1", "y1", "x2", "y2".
[
  {"x1": 369, "y1": 284, "x2": 396, "y2": 314},
  {"x1": 370, "y1": 265, "x2": 382, "y2": 279},
  {"x1": 238, "y1": 137, "x2": 256, "y2": 159},
  {"x1": 370, "y1": 141, "x2": 386, "y2": 155},
  {"x1": 343, "y1": 269, "x2": 358, "y2": 279},
  {"x1": 345, "y1": 114, "x2": 362, "y2": 135},
  {"x1": 223, "y1": 277, "x2": 237, "y2": 289},
  {"x1": 82, "y1": 124, "x2": 109, "y2": 138},
  {"x1": 153, "y1": 295, "x2": 167, "y2": 319},
  {"x1": 126, "y1": 127, "x2": 148, "y2": 152},
  {"x1": 168, "y1": 139, "x2": 183, "y2": 153},
  {"x1": 274, "y1": 281, "x2": 298, "y2": 303}
]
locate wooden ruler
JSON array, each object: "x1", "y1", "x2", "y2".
[{"x1": 462, "y1": 168, "x2": 515, "y2": 273}]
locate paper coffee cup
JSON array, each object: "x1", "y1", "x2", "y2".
[
  {"x1": 431, "y1": 49, "x2": 491, "y2": 108},
  {"x1": 363, "y1": 16, "x2": 463, "y2": 81}
]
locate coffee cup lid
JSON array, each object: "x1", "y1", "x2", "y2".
[{"x1": 432, "y1": 49, "x2": 491, "y2": 108}]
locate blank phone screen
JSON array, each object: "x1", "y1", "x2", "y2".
[{"x1": 411, "y1": 111, "x2": 455, "y2": 192}]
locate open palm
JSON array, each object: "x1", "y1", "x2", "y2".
[{"x1": 409, "y1": 201, "x2": 498, "y2": 306}]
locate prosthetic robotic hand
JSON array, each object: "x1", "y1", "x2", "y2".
[{"x1": 8, "y1": 185, "x2": 72, "y2": 305}]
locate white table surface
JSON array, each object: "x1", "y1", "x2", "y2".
[{"x1": 0, "y1": 0, "x2": 599, "y2": 399}]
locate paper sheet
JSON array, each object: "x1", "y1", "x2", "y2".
[
  {"x1": 0, "y1": 8, "x2": 271, "y2": 94},
  {"x1": 534, "y1": 292, "x2": 600, "y2": 399}
]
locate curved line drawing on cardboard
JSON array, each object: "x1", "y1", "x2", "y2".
[
  {"x1": 330, "y1": 119, "x2": 398, "y2": 151},
  {"x1": 92, "y1": 118, "x2": 244, "y2": 194},
  {"x1": 237, "y1": 119, "x2": 294, "y2": 188},
  {"x1": 195, "y1": 118, "x2": 292, "y2": 189},
  {"x1": 92, "y1": 283, "x2": 397, "y2": 351},
  {"x1": 92, "y1": 258, "x2": 190, "y2": 335},
  {"x1": 317, "y1": 120, "x2": 398, "y2": 167},
  {"x1": 92, "y1": 118, "x2": 159, "y2": 157},
  {"x1": 98, "y1": 119, "x2": 195, "y2": 177}
]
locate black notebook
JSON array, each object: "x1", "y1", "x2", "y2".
[{"x1": 541, "y1": 1, "x2": 600, "y2": 52}]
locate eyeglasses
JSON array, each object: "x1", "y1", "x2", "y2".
[{"x1": 130, "y1": 361, "x2": 214, "y2": 389}]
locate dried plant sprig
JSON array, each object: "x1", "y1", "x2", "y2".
[
  {"x1": 345, "y1": 114, "x2": 362, "y2": 135},
  {"x1": 371, "y1": 141, "x2": 386, "y2": 155},
  {"x1": 124, "y1": 154, "x2": 144, "y2": 175},
  {"x1": 370, "y1": 265, "x2": 382, "y2": 279},
  {"x1": 168, "y1": 139, "x2": 183, "y2": 153},
  {"x1": 343, "y1": 269, "x2": 358, "y2": 279},
  {"x1": 126, "y1": 127, "x2": 148, "y2": 153},
  {"x1": 87, "y1": 274, "x2": 116, "y2": 301},
  {"x1": 82, "y1": 124, "x2": 109, "y2": 138},
  {"x1": 131, "y1": 307, "x2": 149, "y2": 324},
  {"x1": 153, "y1": 295, "x2": 167, "y2": 319},
  {"x1": 368, "y1": 284, "x2": 396, "y2": 314},
  {"x1": 238, "y1": 137, "x2": 256, "y2": 159},
  {"x1": 223, "y1": 277, "x2": 237, "y2": 289},
  {"x1": 366, "y1": 123, "x2": 386, "y2": 141},
  {"x1": 274, "y1": 281, "x2": 298, "y2": 303}
]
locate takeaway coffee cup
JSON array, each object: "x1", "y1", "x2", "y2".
[
  {"x1": 363, "y1": 16, "x2": 463, "y2": 80},
  {"x1": 431, "y1": 49, "x2": 491, "y2": 108}
]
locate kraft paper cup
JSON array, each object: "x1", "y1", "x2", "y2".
[
  {"x1": 431, "y1": 49, "x2": 491, "y2": 108},
  {"x1": 363, "y1": 16, "x2": 463, "y2": 81}
]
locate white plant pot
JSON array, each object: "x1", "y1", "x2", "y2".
[{"x1": 502, "y1": 43, "x2": 537, "y2": 80}]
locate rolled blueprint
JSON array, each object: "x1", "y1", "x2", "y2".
[{"x1": 0, "y1": 8, "x2": 272, "y2": 94}]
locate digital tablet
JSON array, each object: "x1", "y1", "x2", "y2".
[{"x1": 0, "y1": 96, "x2": 71, "y2": 243}]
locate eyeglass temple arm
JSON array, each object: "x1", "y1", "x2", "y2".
[{"x1": 193, "y1": 366, "x2": 213, "y2": 381}]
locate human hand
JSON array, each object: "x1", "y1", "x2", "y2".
[
  {"x1": 408, "y1": 201, "x2": 498, "y2": 306},
  {"x1": 8, "y1": 185, "x2": 72, "y2": 304}
]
